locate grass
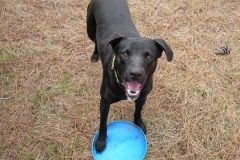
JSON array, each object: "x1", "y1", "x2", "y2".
[{"x1": 1, "y1": 0, "x2": 240, "y2": 159}]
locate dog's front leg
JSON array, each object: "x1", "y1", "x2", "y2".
[
  {"x1": 95, "y1": 99, "x2": 110, "y2": 152},
  {"x1": 134, "y1": 99, "x2": 147, "y2": 134}
]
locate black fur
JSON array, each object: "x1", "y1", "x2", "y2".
[{"x1": 86, "y1": 0, "x2": 174, "y2": 152}]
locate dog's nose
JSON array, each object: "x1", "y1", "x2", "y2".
[
  {"x1": 129, "y1": 69, "x2": 142, "y2": 80},
  {"x1": 130, "y1": 72, "x2": 141, "y2": 79}
]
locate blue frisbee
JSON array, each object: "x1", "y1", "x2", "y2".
[{"x1": 92, "y1": 121, "x2": 147, "y2": 160}]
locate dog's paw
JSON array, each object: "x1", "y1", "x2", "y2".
[
  {"x1": 135, "y1": 119, "x2": 147, "y2": 134},
  {"x1": 95, "y1": 137, "x2": 106, "y2": 152},
  {"x1": 91, "y1": 53, "x2": 99, "y2": 62}
]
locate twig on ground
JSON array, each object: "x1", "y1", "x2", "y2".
[{"x1": 0, "y1": 95, "x2": 15, "y2": 100}]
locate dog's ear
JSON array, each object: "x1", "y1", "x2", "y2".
[
  {"x1": 101, "y1": 33, "x2": 125, "y2": 52},
  {"x1": 154, "y1": 39, "x2": 174, "y2": 62}
]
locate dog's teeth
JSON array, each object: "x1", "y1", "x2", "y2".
[
  {"x1": 127, "y1": 89, "x2": 139, "y2": 96},
  {"x1": 130, "y1": 90, "x2": 136, "y2": 94}
]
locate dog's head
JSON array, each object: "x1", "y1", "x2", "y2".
[{"x1": 101, "y1": 33, "x2": 174, "y2": 99}]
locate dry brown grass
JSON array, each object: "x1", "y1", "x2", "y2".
[{"x1": 1, "y1": 0, "x2": 240, "y2": 159}]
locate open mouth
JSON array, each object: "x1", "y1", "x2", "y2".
[{"x1": 124, "y1": 81, "x2": 143, "y2": 98}]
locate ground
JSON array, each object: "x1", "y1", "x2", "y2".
[{"x1": 0, "y1": 0, "x2": 240, "y2": 159}]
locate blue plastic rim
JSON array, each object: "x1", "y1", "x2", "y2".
[{"x1": 91, "y1": 121, "x2": 148, "y2": 160}]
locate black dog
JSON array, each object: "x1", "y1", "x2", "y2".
[{"x1": 87, "y1": 0, "x2": 174, "y2": 152}]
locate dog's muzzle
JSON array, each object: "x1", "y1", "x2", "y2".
[{"x1": 124, "y1": 81, "x2": 144, "y2": 99}]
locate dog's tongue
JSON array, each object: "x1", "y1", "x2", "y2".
[{"x1": 126, "y1": 81, "x2": 141, "y2": 91}]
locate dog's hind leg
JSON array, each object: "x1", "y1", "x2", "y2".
[{"x1": 86, "y1": 1, "x2": 99, "y2": 62}]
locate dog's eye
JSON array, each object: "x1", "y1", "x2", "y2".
[
  {"x1": 146, "y1": 55, "x2": 152, "y2": 60},
  {"x1": 122, "y1": 53, "x2": 128, "y2": 58}
]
